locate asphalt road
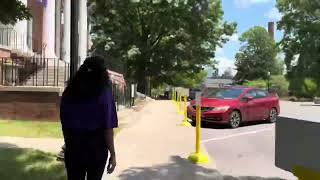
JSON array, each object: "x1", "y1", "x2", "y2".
[{"x1": 201, "y1": 101, "x2": 319, "y2": 180}]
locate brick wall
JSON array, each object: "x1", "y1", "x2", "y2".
[{"x1": 0, "y1": 91, "x2": 60, "y2": 121}]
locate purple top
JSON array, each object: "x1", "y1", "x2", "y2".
[{"x1": 60, "y1": 89, "x2": 118, "y2": 131}]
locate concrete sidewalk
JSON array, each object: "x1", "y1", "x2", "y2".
[
  {"x1": 103, "y1": 100, "x2": 216, "y2": 180},
  {"x1": 0, "y1": 100, "x2": 285, "y2": 179},
  {"x1": 103, "y1": 100, "x2": 285, "y2": 180}
]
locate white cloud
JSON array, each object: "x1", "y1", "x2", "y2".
[
  {"x1": 215, "y1": 46, "x2": 224, "y2": 56},
  {"x1": 216, "y1": 57, "x2": 237, "y2": 76},
  {"x1": 234, "y1": 0, "x2": 272, "y2": 8},
  {"x1": 230, "y1": 33, "x2": 239, "y2": 43},
  {"x1": 265, "y1": 7, "x2": 282, "y2": 21},
  {"x1": 221, "y1": 33, "x2": 240, "y2": 43}
]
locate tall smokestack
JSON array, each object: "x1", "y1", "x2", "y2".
[{"x1": 268, "y1": 22, "x2": 275, "y2": 40}]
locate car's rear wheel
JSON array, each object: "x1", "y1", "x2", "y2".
[
  {"x1": 268, "y1": 108, "x2": 277, "y2": 123},
  {"x1": 190, "y1": 119, "x2": 196, "y2": 126},
  {"x1": 229, "y1": 111, "x2": 241, "y2": 128}
]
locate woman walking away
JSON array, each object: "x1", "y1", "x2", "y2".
[{"x1": 60, "y1": 56, "x2": 118, "y2": 180}]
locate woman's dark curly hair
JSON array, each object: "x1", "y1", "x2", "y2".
[{"x1": 62, "y1": 56, "x2": 111, "y2": 101}]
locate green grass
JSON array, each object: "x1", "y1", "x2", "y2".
[
  {"x1": 0, "y1": 120, "x2": 122, "y2": 138},
  {"x1": 0, "y1": 148, "x2": 67, "y2": 180},
  {"x1": 0, "y1": 120, "x2": 63, "y2": 138}
]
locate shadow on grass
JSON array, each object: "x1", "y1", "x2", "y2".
[
  {"x1": 118, "y1": 156, "x2": 284, "y2": 180},
  {"x1": 0, "y1": 143, "x2": 66, "y2": 180}
]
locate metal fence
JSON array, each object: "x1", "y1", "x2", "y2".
[
  {"x1": 0, "y1": 57, "x2": 70, "y2": 86},
  {"x1": 0, "y1": 56, "x2": 132, "y2": 109},
  {"x1": 111, "y1": 82, "x2": 133, "y2": 111}
]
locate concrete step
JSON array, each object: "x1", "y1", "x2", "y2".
[
  {"x1": 24, "y1": 79, "x2": 66, "y2": 82},
  {"x1": 24, "y1": 82, "x2": 66, "y2": 86},
  {"x1": 26, "y1": 76, "x2": 67, "y2": 81},
  {"x1": 30, "y1": 75, "x2": 67, "y2": 79}
]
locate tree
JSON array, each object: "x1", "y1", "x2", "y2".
[
  {"x1": 276, "y1": 0, "x2": 320, "y2": 96},
  {"x1": 0, "y1": 0, "x2": 31, "y2": 25},
  {"x1": 211, "y1": 68, "x2": 219, "y2": 78},
  {"x1": 170, "y1": 70, "x2": 207, "y2": 89},
  {"x1": 89, "y1": 0, "x2": 236, "y2": 93},
  {"x1": 234, "y1": 26, "x2": 279, "y2": 83},
  {"x1": 221, "y1": 67, "x2": 233, "y2": 78},
  {"x1": 274, "y1": 58, "x2": 285, "y2": 75}
]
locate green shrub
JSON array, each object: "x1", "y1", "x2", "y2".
[
  {"x1": 243, "y1": 79, "x2": 267, "y2": 88},
  {"x1": 302, "y1": 78, "x2": 318, "y2": 98},
  {"x1": 289, "y1": 78, "x2": 319, "y2": 98},
  {"x1": 242, "y1": 76, "x2": 289, "y2": 97},
  {"x1": 270, "y1": 75, "x2": 289, "y2": 97}
]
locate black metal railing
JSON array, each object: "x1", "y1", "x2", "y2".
[
  {"x1": 0, "y1": 56, "x2": 132, "y2": 108},
  {"x1": 0, "y1": 57, "x2": 70, "y2": 86},
  {"x1": 111, "y1": 82, "x2": 133, "y2": 111}
]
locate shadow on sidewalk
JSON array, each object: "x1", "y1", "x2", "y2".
[
  {"x1": 0, "y1": 143, "x2": 66, "y2": 180},
  {"x1": 118, "y1": 156, "x2": 284, "y2": 180},
  {"x1": 0, "y1": 142, "x2": 19, "y2": 148}
]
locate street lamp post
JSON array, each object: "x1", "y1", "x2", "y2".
[
  {"x1": 131, "y1": 84, "x2": 135, "y2": 106},
  {"x1": 70, "y1": 0, "x2": 80, "y2": 78}
]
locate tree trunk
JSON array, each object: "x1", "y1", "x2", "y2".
[
  {"x1": 135, "y1": 63, "x2": 147, "y2": 94},
  {"x1": 137, "y1": 76, "x2": 147, "y2": 94},
  {"x1": 135, "y1": 53, "x2": 149, "y2": 94}
]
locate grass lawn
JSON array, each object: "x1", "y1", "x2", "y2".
[
  {"x1": 0, "y1": 120, "x2": 121, "y2": 138},
  {"x1": 0, "y1": 120, "x2": 63, "y2": 138},
  {"x1": 0, "y1": 148, "x2": 66, "y2": 180}
]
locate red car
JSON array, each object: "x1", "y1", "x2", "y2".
[{"x1": 187, "y1": 87, "x2": 280, "y2": 128}]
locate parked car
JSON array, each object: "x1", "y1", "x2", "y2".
[
  {"x1": 187, "y1": 87, "x2": 280, "y2": 128},
  {"x1": 188, "y1": 88, "x2": 201, "y2": 100}
]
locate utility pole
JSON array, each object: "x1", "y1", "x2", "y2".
[{"x1": 70, "y1": 0, "x2": 80, "y2": 77}]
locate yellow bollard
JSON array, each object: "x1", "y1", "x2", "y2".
[
  {"x1": 175, "y1": 93, "x2": 180, "y2": 110},
  {"x1": 178, "y1": 94, "x2": 181, "y2": 114},
  {"x1": 172, "y1": 90, "x2": 175, "y2": 101},
  {"x1": 188, "y1": 93, "x2": 209, "y2": 164},
  {"x1": 178, "y1": 95, "x2": 184, "y2": 115},
  {"x1": 181, "y1": 95, "x2": 191, "y2": 127},
  {"x1": 293, "y1": 166, "x2": 320, "y2": 180}
]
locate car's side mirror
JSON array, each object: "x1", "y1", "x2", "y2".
[
  {"x1": 243, "y1": 96, "x2": 254, "y2": 102},
  {"x1": 247, "y1": 96, "x2": 254, "y2": 101}
]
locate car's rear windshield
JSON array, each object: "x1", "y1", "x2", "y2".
[{"x1": 205, "y1": 88, "x2": 244, "y2": 99}]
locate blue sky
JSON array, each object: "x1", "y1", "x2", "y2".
[{"x1": 212, "y1": 0, "x2": 283, "y2": 76}]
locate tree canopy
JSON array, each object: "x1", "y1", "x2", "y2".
[
  {"x1": 277, "y1": 0, "x2": 320, "y2": 96},
  {"x1": 170, "y1": 70, "x2": 207, "y2": 89},
  {"x1": 89, "y1": 0, "x2": 236, "y2": 93},
  {"x1": 0, "y1": 0, "x2": 31, "y2": 25},
  {"x1": 234, "y1": 26, "x2": 279, "y2": 83}
]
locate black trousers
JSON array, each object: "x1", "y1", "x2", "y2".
[{"x1": 63, "y1": 128, "x2": 108, "y2": 180}]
